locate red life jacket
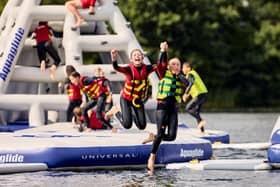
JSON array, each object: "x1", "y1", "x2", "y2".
[
  {"x1": 122, "y1": 64, "x2": 149, "y2": 101},
  {"x1": 79, "y1": 110, "x2": 104, "y2": 129},
  {"x1": 66, "y1": 83, "x2": 82, "y2": 101},
  {"x1": 34, "y1": 24, "x2": 51, "y2": 43},
  {"x1": 80, "y1": 76, "x2": 103, "y2": 99}
]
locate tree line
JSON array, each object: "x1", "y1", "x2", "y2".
[{"x1": 1, "y1": 0, "x2": 279, "y2": 110}]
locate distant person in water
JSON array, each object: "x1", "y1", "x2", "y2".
[
  {"x1": 33, "y1": 21, "x2": 62, "y2": 80},
  {"x1": 65, "y1": 0, "x2": 96, "y2": 30},
  {"x1": 182, "y1": 61, "x2": 208, "y2": 133},
  {"x1": 110, "y1": 47, "x2": 163, "y2": 130}
]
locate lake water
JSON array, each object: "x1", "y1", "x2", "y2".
[{"x1": 0, "y1": 113, "x2": 279, "y2": 187}]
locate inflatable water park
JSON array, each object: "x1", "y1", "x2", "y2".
[{"x1": 0, "y1": 0, "x2": 279, "y2": 174}]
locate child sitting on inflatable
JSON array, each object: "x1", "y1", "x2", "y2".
[
  {"x1": 73, "y1": 106, "x2": 117, "y2": 133},
  {"x1": 65, "y1": 0, "x2": 96, "y2": 30}
]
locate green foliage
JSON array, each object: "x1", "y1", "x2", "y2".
[
  {"x1": 0, "y1": 0, "x2": 8, "y2": 13},
  {"x1": 1, "y1": 0, "x2": 280, "y2": 109},
  {"x1": 119, "y1": 0, "x2": 280, "y2": 109}
]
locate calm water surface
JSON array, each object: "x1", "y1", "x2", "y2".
[{"x1": 0, "y1": 113, "x2": 279, "y2": 187}]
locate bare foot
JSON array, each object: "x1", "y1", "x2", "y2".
[
  {"x1": 111, "y1": 127, "x2": 118, "y2": 133},
  {"x1": 71, "y1": 18, "x2": 85, "y2": 30},
  {"x1": 40, "y1": 61, "x2": 46, "y2": 72},
  {"x1": 84, "y1": 127, "x2": 92, "y2": 132},
  {"x1": 147, "y1": 154, "x2": 155, "y2": 175},
  {"x1": 197, "y1": 120, "x2": 206, "y2": 133},
  {"x1": 142, "y1": 133, "x2": 155, "y2": 144},
  {"x1": 88, "y1": 6, "x2": 95, "y2": 15},
  {"x1": 106, "y1": 106, "x2": 120, "y2": 117},
  {"x1": 49, "y1": 64, "x2": 56, "y2": 80}
]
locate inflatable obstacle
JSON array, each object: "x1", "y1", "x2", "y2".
[
  {"x1": 0, "y1": 122, "x2": 213, "y2": 174},
  {"x1": 267, "y1": 126, "x2": 280, "y2": 168}
]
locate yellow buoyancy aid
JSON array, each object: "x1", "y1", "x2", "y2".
[
  {"x1": 187, "y1": 69, "x2": 208, "y2": 98},
  {"x1": 157, "y1": 70, "x2": 184, "y2": 103}
]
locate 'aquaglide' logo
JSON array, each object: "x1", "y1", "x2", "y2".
[
  {"x1": 180, "y1": 148, "x2": 204, "y2": 158},
  {"x1": 0, "y1": 154, "x2": 24, "y2": 163},
  {"x1": 0, "y1": 27, "x2": 24, "y2": 81}
]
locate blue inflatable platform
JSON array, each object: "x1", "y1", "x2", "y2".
[{"x1": 0, "y1": 122, "x2": 217, "y2": 174}]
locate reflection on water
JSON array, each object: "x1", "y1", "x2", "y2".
[
  {"x1": 0, "y1": 113, "x2": 279, "y2": 187},
  {"x1": 178, "y1": 113, "x2": 278, "y2": 143},
  {"x1": 214, "y1": 149, "x2": 267, "y2": 159}
]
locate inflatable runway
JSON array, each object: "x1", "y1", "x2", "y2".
[{"x1": 0, "y1": 122, "x2": 224, "y2": 174}]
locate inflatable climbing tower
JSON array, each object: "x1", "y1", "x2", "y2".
[{"x1": 0, "y1": 0, "x2": 158, "y2": 126}]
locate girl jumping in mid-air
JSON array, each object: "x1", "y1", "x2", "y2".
[
  {"x1": 110, "y1": 47, "x2": 163, "y2": 130},
  {"x1": 143, "y1": 41, "x2": 188, "y2": 174}
]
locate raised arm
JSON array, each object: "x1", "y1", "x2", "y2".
[
  {"x1": 111, "y1": 49, "x2": 120, "y2": 70},
  {"x1": 156, "y1": 41, "x2": 169, "y2": 78},
  {"x1": 110, "y1": 49, "x2": 130, "y2": 74},
  {"x1": 111, "y1": 49, "x2": 118, "y2": 62}
]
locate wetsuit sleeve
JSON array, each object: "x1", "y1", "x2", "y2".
[
  {"x1": 156, "y1": 52, "x2": 168, "y2": 79},
  {"x1": 146, "y1": 51, "x2": 168, "y2": 75},
  {"x1": 184, "y1": 74, "x2": 195, "y2": 94},
  {"x1": 104, "y1": 79, "x2": 112, "y2": 94},
  {"x1": 178, "y1": 73, "x2": 189, "y2": 88},
  {"x1": 112, "y1": 61, "x2": 131, "y2": 75}
]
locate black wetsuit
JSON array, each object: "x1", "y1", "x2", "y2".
[
  {"x1": 37, "y1": 41, "x2": 61, "y2": 66},
  {"x1": 102, "y1": 78, "x2": 113, "y2": 113},
  {"x1": 151, "y1": 96, "x2": 178, "y2": 154},
  {"x1": 151, "y1": 52, "x2": 188, "y2": 154},
  {"x1": 113, "y1": 61, "x2": 162, "y2": 130},
  {"x1": 185, "y1": 74, "x2": 208, "y2": 124}
]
